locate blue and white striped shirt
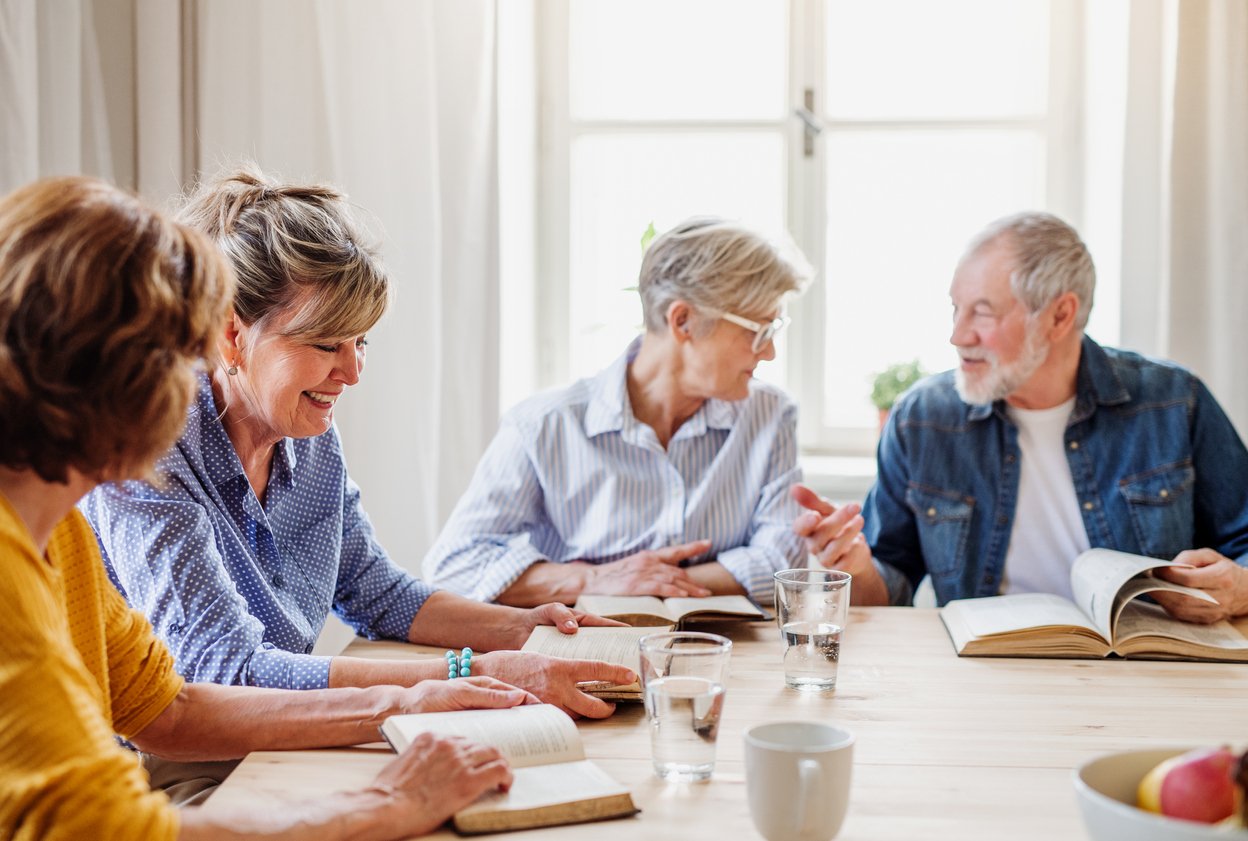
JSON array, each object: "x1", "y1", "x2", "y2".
[
  {"x1": 423, "y1": 341, "x2": 805, "y2": 604},
  {"x1": 79, "y1": 375, "x2": 435, "y2": 690}
]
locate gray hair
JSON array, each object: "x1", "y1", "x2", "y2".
[
  {"x1": 177, "y1": 162, "x2": 390, "y2": 346},
  {"x1": 965, "y1": 211, "x2": 1096, "y2": 329},
  {"x1": 638, "y1": 217, "x2": 812, "y2": 334}
]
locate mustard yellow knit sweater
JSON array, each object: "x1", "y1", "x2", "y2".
[{"x1": 0, "y1": 494, "x2": 183, "y2": 840}]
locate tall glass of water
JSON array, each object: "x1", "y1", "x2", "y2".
[
  {"x1": 774, "y1": 569, "x2": 852, "y2": 692},
  {"x1": 639, "y1": 631, "x2": 732, "y2": 782}
]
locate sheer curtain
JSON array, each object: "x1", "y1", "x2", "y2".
[
  {"x1": 193, "y1": 1, "x2": 499, "y2": 575},
  {"x1": 0, "y1": 0, "x2": 119, "y2": 193},
  {"x1": 1121, "y1": 0, "x2": 1248, "y2": 436}
]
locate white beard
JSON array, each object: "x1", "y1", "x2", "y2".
[{"x1": 955, "y1": 323, "x2": 1050, "y2": 406}]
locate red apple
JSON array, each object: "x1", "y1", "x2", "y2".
[{"x1": 1137, "y1": 747, "x2": 1237, "y2": 823}]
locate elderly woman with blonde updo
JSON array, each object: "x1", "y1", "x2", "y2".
[{"x1": 81, "y1": 167, "x2": 632, "y2": 789}]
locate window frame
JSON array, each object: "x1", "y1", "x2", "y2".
[{"x1": 533, "y1": 0, "x2": 1087, "y2": 456}]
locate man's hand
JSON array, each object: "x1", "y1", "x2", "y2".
[
  {"x1": 581, "y1": 541, "x2": 714, "y2": 598},
  {"x1": 790, "y1": 484, "x2": 890, "y2": 605},
  {"x1": 475, "y1": 652, "x2": 637, "y2": 719},
  {"x1": 370, "y1": 733, "x2": 513, "y2": 837},
  {"x1": 1152, "y1": 549, "x2": 1248, "y2": 623},
  {"x1": 398, "y1": 676, "x2": 538, "y2": 714}
]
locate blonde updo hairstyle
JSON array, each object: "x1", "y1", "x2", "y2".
[
  {"x1": 638, "y1": 217, "x2": 812, "y2": 337},
  {"x1": 177, "y1": 164, "x2": 390, "y2": 359},
  {"x1": 0, "y1": 177, "x2": 234, "y2": 483}
]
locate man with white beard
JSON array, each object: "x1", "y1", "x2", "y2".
[{"x1": 790, "y1": 212, "x2": 1248, "y2": 622}]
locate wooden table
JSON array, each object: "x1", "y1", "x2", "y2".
[{"x1": 205, "y1": 608, "x2": 1248, "y2": 839}]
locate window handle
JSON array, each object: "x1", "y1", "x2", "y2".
[{"x1": 794, "y1": 88, "x2": 824, "y2": 157}]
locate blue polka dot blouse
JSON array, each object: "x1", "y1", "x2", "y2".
[{"x1": 80, "y1": 375, "x2": 435, "y2": 689}]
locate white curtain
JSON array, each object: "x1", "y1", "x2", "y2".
[
  {"x1": 194, "y1": 0, "x2": 499, "y2": 573},
  {"x1": 1121, "y1": 0, "x2": 1248, "y2": 437},
  {"x1": 0, "y1": 0, "x2": 117, "y2": 193}
]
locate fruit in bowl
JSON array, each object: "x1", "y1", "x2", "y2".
[
  {"x1": 1075, "y1": 747, "x2": 1248, "y2": 841},
  {"x1": 1137, "y1": 746, "x2": 1244, "y2": 826}
]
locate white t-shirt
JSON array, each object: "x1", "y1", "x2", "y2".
[{"x1": 1000, "y1": 397, "x2": 1089, "y2": 600}]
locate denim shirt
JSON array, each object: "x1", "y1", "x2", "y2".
[{"x1": 864, "y1": 335, "x2": 1248, "y2": 606}]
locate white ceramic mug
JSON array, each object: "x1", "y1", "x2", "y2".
[{"x1": 744, "y1": 721, "x2": 854, "y2": 841}]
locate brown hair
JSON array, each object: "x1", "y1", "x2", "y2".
[
  {"x1": 177, "y1": 164, "x2": 390, "y2": 350},
  {"x1": 0, "y1": 177, "x2": 235, "y2": 483}
]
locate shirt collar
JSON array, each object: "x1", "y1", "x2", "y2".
[
  {"x1": 966, "y1": 334, "x2": 1129, "y2": 423},
  {"x1": 187, "y1": 373, "x2": 299, "y2": 491},
  {"x1": 583, "y1": 337, "x2": 740, "y2": 440}
]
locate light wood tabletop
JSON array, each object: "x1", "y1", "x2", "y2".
[{"x1": 204, "y1": 607, "x2": 1248, "y2": 839}]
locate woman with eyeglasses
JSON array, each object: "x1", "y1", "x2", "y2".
[{"x1": 423, "y1": 217, "x2": 811, "y2": 608}]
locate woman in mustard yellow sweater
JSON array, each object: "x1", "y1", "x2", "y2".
[{"x1": 0, "y1": 177, "x2": 557, "y2": 840}]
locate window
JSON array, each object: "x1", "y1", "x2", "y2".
[{"x1": 503, "y1": 0, "x2": 1123, "y2": 454}]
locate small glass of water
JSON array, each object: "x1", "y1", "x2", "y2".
[
  {"x1": 638, "y1": 631, "x2": 732, "y2": 782},
  {"x1": 774, "y1": 568, "x2": 852, "y2": 692}
]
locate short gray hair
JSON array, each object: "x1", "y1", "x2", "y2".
[
  {"x1": 965, "y1": 211, "x2": 1096, "y2": 329},
  {"x1": 638, "y1": 217, "x2": 812, "y2": 334}
]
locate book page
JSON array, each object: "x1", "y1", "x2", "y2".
[
  {"x1": 383, "y1": 704, "x2": 583, "y2": 768},
  {"x1": 1108, "y1": 575, "x2": 1217, "y2": 641},
  {"x1": 1069, "y1": 549, "x2": 1185, "y2": 639},
  {"x1": 575, "y1": 595, "x2": 673, "y2": 622},
  {"x1": 1113, "y1": 601, "x2": 1248, "y2": 649},
  {"x1": 521, "y1": 625, "x2": 656, "y2": 682},
  {"x1": 455, "y1": 759, "x2": 631, "y2": 817},
  {"x1": 665, "y1": 595, "x2": 766, "y2": 620},
  {"x1": 951, "y1": 593, "x2": 1101, "y2": 639}
]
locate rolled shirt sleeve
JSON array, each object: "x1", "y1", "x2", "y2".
[{"x1": 422, "y1": 419, "x2": 555, "y2": 601}]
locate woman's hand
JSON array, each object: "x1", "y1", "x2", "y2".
[
  {"x1": 1152, "y1": 549, "x2": 1248, "y2": 623},
  {"x1": 524, "y1": 602, "x2": 629, "y2": 636},
  {"x1": 397, "y1": 676, "x2": 538, "y2": 714},
  {"x1": 474, "y1": 651, "x2": 636, "y2": 719},
  {"x1": 580, "y1": 541, "x2": 715, "y2": 597},
  {"x1": 369, "y1": 733, "x2": 513, "y2": 837}
]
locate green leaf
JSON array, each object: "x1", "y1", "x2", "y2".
[
  {"x1": 640, "y1": 221, "x2": 657, "y2": 254},
  {"x1": 869, "y1": 359, "x2": 928, "y2": 411}
]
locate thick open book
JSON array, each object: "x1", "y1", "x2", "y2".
[
  {"x1": 574, "y1": 594, "x2": 768, "y2": 627},
  {"x1": 379, "y1": 704, "x2": 638, "y2": 834},
  {"x1": 521, "y1": 625, "x2": 655, "y2": 701},
  {"x1": 940, "y1": 548, "x2": 1248, "y2": 661}
]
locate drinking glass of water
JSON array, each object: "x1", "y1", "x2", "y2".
[
  {"x1": 774, "y1": 569, "x2": 852, "y2": 692},
  {"x1": 638, "y1": 631, "x2": 732, "y2": 782}
]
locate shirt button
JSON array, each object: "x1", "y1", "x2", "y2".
[
  {"x1": 927, "y1": 507, "x2": 937, "y2": 517},
  {"x1": 1069, "y1": 441, "x2": 1080, "y2": 450},
  {"x1": 1005, "y1": 454, "x2": 1017, "y2": 464},
  {"x1": 1159, "y1": 489, "x2": 1169, "y2": 499},
  {"x1": 272, "y1": 573, "x2": 285, "y2": 588},
  {"x1": 1083, "y1": 501, "x2": 1095, "y2": 511},
  {"x1": 996, "y1": 515, "x2": 1009, "y2": 525},
  {"x1": 304, "y1": 644, "x2": 314, "y2": 654}
]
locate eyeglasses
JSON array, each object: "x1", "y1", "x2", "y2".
[{"x1": 720, "y1": 312, "x2": 790, "y2": 353}]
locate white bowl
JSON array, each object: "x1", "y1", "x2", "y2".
[{"x1": 1074, "y1": 748, "x2": 1246, "y2": 841}]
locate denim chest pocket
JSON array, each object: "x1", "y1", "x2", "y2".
[
  {"x1": 904, "y1": 485, "x2": 975, "y2": 577},
  {"x1": 1118, "y1": 461, "x2": 1195, "y2": 560}
]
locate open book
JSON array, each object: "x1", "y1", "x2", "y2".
[
  {"x1": 379, "y1": 704, "x2": 637, "y2": 834},
  {"x1": 940, "y1": 548, "x2": 1248, "y2": 661},
  {"x1": 522, "y1": 625, "x2": 657, "y2": 701},
  {"x1": 575, "y1": 594, "x2": 768, "y2": 627}
]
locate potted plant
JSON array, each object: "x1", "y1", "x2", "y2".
[{"x1": 870, "y1": 360, "x2": 927, "y2": 429}]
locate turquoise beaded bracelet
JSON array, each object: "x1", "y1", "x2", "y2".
[{"x1": 445, "y1": 647, "x2": 473, "y2": 678}]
